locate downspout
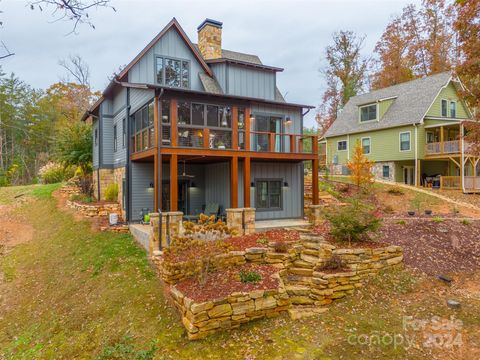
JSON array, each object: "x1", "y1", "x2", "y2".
[
  {"x1": 157, "y1": 89, "x2": 164, "y2": 251},
  {"x1": 414, "y1": 124, "x2": 418, "y2": 187},
  {"x1": 126, "y1": 88, "x2": 132, "y2": 222}
]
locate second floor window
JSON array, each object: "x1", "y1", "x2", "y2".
[
  {"x1": 156, "y1": 56, "x2": 189, "y2": 89},
  {"x1": 113, "y1": 125, "x2": 117, "y2": 152},
  {"x1": 441, "y1": 99, "x2": 448, "y2": 117},
  {"x1": 131, "y1": 102, "x2": 154, "y2": 152},
  {"x1": 337, "y1": 140, "x2": 347, "y2": 151},
  {"x1": 361, "y1": 137, "x2": 371, "y2": 154},
  {"x1": 360, "y1": 104, "x2": 377, "y2": 122},
  {"x1": 400, "y1": 132, "x2": 411, "y2": 151},
  {"x1": 450, "y1": 101, "x2": 456, "y2": 118}
]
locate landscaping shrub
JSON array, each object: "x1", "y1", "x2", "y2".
[
  {"x1": 256, "y1": 237, "x2": 269, "y2": 246},
  {"x1": 410, "y1": 193, "x2": 424, "y2": 213},
  {"x1": 461, "y1": 219, "x2": 471, "y2": 225},
  {"x1": 347, "y1": 140, "x2": 374, "y2": 188},
  {"x1": 104, "y1": 183, "x2": 119, "y2": 202},
  {"x1": 387, "y1": 186, "x2": 404, "y2": 195},
  {"x1": 70, "y1": 193, "x2": 94, "y2": 203},
  {"x1": 319, "y1": 255, "x2": 346, "y2": 272},
  {"x1": 396, "y1": 220, "x2": 406, "y2": 225},
  {"x1": 383, "y1": 205, "x2": 395, "y2": 214},
  {"x1": 38, "y1": 162, "x2": 74, "y2": 184},
  {"x1": 183, "y1": 214, "x2": 235, "y2": 241},
  {"x1": 432, "y1": 216, "x2": 444, "y2": 223},
  {"x1": 323, "y1": 197, "x2": 381, "y2": 243},
  {"x1": 272, "y1": 241, "x2": 288, "y2": 253},
  {"x1": 239, "y1": 270, "x2": 262, "y2": 284}
]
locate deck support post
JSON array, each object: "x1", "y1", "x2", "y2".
[
  {"x1": 243, "y1": 157, "x2": 251, "y2": 208},
  {"x1": 416, "y1": 160, "x2": 421, "y2": 187},
  {"x1": 170, "y1": 154, "x2": 178, "y2": 211},
  {"x1": 230, "y1": 156, "x2": 238, "y2": 208},
  {"x1": 312, "y1": 158, "x2": 319, "y2": 205},
  {"x1": 153, "y1": 95, "x2": 159, "y2": 212}
]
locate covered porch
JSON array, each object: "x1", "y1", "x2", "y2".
[{"x1": 420, "y1": 158, "x2": 480, "y2": 193}]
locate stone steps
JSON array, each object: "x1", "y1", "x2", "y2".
[{"x1": 288, "y1": 306, "x2": 328, "y2": 320}]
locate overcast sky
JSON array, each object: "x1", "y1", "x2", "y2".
[{"x1": 2, "y1": 0, "x2": 422, "y2": 127}]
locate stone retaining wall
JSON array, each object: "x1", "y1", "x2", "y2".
[
  {"x1": 170, "y1": 283, "x2": 290, "y2": 340},
  {"x1": 66, "y1": 200, "x2": 121, "y2": 218}
]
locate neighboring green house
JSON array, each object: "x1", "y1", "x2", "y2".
[{"x1": 323, "y1": 72, "x2": 479, "y2": 192}]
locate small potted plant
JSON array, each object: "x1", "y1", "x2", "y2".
[
  {"x1": 407, "y1": 210, "x2": 415, "y2": 216},
  {"x1": 217, "y1": 140, "x2": 226, "y2": 149}
]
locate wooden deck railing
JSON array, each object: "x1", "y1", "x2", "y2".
[
  {"x1": 439, "y1": 176, "x2": 480, "y2": 191},
  {"x1": 425, "y1": 140, "x2": 460, "y2": 155}
]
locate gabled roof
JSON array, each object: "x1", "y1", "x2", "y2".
[
  {"x1": 325, "y1": 72, "x2": 457, "y2": 138},
  {"x1": 117, "y1": 18, "x2": 213, "y2": 80}
]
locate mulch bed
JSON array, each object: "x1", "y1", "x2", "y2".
[
  {"x1": 311, "y1": 222, "x2": 388, "y2": 249},
  {"x1": 380, "y1": 218, "x2": 480, "y2": 275},
  {"x1": 175, "y1": 264, "x2": 280, "y2": 303},
  {"x1": 225, "y1": 230, "x2": 300, "y2": 250}
]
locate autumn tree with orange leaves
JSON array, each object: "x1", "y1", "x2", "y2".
[
  {"x1": 371, "y1": 0, "x2": 456, "y2": 89},
  {"x1": 347, "y1": 140, "x2": 374, "y2": 188}
]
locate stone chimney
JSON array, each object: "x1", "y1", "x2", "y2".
[{"x1": 197, "y1": 19, "x2": 223, "y2": 60}]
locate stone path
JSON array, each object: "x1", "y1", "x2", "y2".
[{"x1": 375, "y1": 179, "x2": 480, "y2": 214}]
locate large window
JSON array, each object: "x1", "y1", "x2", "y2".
[
  {"x1": 450, "y1": 101, "x2": 456, "y2": 118},
  {"x1": 156, "y1": 56, "x2": 189, "y2": 89},
  {"x1": 361, "y1": 137, "x2": 371, "y2": 154},
  {"x1": 337, "y1": 140, "x2": 347, "y2": 151},
  {"x1": 255, "y1": 179, "x2": 282, "y2": 210},
  {"x1": 399, "y1": 131, "x2": 411, "y2": 151},
  {"x1": 131, "y1": 102, "x2": 154, "y2": 152},
  {"x1": 441, "y1": 99, "x2": 448, "y2": 117},
  {"x1": 176, "y1": 102, "x2": 232, "y2": 128},
  {"x1": 359, "y1": 104, "x2": 377, "y2": 122}
]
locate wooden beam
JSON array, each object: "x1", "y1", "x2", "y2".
[
  {"x1": 243, "y1": 157, "x2": 251, "y2": 207},
  {"x1": 170, "y1": 99, "x2": 177, "y2": 147},
  {"x1": 312, "y1": 158, "x2": 319, "y2": 205},
  {"x1": 230, "y1": 156, "x2": 238, "y2": 208},
  {"x1": 416, "y1": 159, "x2": 421, "y2": 187},
  {"x1": 449, "y1": 156, "x2": 461, "y2": 168},
  {"x1": 232, "y1": 106, "x2": 238, "y2": 150},
  {"x1": 245, "y1": 107, "x2": 251, "y2": 151},
  {"x1": 170, "y1": 154, "x2": 178, "y2": 211}
]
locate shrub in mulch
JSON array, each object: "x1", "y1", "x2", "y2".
[
  {"x1": 318, "y1": 255, "x2": 349, "y2": 273},
  {"x1": 175, "y1": 264, "x2": 279, "y2": 303},
  {"x1": 225, "y1": 230, "x2": 300, "y2": 251}
]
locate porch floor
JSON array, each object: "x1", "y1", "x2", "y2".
[{"x1": 255, "y1": 218, "x2": 310, "y2": 231}]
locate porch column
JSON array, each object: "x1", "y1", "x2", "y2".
[
  {"x1": 416, "y1": 160, "x2": 421, "y2": 187},
  {"x1": 153, "y1": 94, "x2": 159, "y2": 212},
  {"x1": 170, "y1": 154, "x2": 178, "y2": 211},
  {"x1": 243, "y1": 156, "x2": 251, "y2": 207},
  {"x1": 230, "y1": 156, "x2": 238, "y2": 208},
  {"x1": 312, "y1": 158, "x2": 319, "y2": 205}
]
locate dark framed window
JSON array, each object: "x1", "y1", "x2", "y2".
[
  {"x1": 113, "y1": 124, "x2": 118, "y2": 152},
  {"x1": 441, "y1": 99, "x2": 448, "y2": 117},
  {"x1": 360, "y1": 104, "x2": 377, "y2": 122},
  {"x1": 399, "y1": 132, "x2": 411, "y2": 151},
  {"x1": 255, "y1": 179, "x2": 282, "y2": 210},
  {"x1": 207, "y1": 105, "x2": 219, "y2": 127},
  {"x1": 131, "y1": 101, "x2": 155, "y2": 152},
  {"x1": 450, "y1": 101, "x2": 456, "y2": 118},
  {"x1": 238, "y1": 108, "x2": 245, "y2": 150},
  {"x1": 192, "y1": 103, "x2": 204, "y2": 126},
  {"x1": 382, "y1": 165, "x2": 390, "y2": 178},
  {"x1": 337, "y1": 140, "x2": 347, "y2": 151},
  {"x1": 155, "y1": 56, "x2": 190, "y2": 89},
  {"x1": 94, "y1": 128, "x2": 98, "y2": 146},
  {"x1": 122, "y1": 118, "x2": 126, "y2": 148},
  {"x1": 177, "y1": 101, "x2": 191, "y2": 125},
  {"x1": 161, "y1": 100, "x2": 170, "y2": 123}
]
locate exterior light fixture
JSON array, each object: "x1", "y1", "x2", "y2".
[
  {"x1": 283, "y1": 181, "x2": 289, "y2": 188},
  {"x1": 250, "y1": 182, "x2": 255, "y2": 188},
  {"x1": 284, "y1": 117, "x2": 292, "y2": 125},
  {"x1": 190, "y1": 182, "x2": 196, "y2": 188},
  {"x1": 249, "y1": 113, "x2": 255, "y2": 122},
  {"x1": 149, "y1": 182, "x2": 154, "y2": 188}
]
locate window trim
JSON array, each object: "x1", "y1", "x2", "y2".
[
  {"x1": 254, "y1": 178, "x2": 283, "y2": 212},
  {"x1": 113, "y1": 124, "x2": 118, "y2": 152},
  {"x1": 361, "y1": 136, "x2": 371, "y2": 155},
  {"x1": 337, "y1": 140, "x2": 348, "y2": 151},
  {"x1": 382, "y1": 165, "x2": 390, "y2": 178},
  {"x1": 450, "y1": 100, "x2": 457, "y2": 118},
  {"x1": 399, "y1": 131, "x2": 411, "y2": 152},
  {"x1": 176, "y1": 101, "x2": 233, "y2": 130},
  {"x1": 154, "y1": 54, "x2": 191, "y2": 89},
  {"x1": 441, "y1": 99, "x2": 448, "y2": 117},
  {"x1": 358, "y1": 103, "x2": 378, "y2": 123}
]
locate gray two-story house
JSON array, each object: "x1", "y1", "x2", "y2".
[{"x1": 83, "y1": 18, "x2": 319, "y2": 221}]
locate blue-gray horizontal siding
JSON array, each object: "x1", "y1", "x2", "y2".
[
  {"x1": 113, "y1": 108, "x2": 127, "y2": 167},
  {"x1": 130, "y1": 88, "x2": 154, "y2": 114},
  {"x1": 101, "y1": 115, "x2": 114, "y2": 166},
  {"x1": 227, "y1": 64, "x2": 275, "y2": 100},
  {"x1": 127, "y1": 27, "x2": 204, "y2": 92},
  {"x1": 205, "y1": 162, "x2": 230, "y2": 213},
  {"x1": 92, "y1": 119, "x2": 99, "y2": 168},
  {"x1": 131, "y1": 162, "x2": 154, "y2": 220}
]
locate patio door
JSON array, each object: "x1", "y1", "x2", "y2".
[
  {"x1": 255, "y1": 115, "x2": 283, "y2": 152},
  {"x1": 403, "y1": 166, "x2": 415, "y2": 185},
  {"x1": 160, "y1": 180, "x2": 189, "y2": 213}
]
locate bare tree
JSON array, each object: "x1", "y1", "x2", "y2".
[
  {"x1": 59, "y1": 54, "x2": 90, "y2": 86},
  {"x1": 0, "y1": 41, "x2": 14, "y2": 60},
  {"x1": 28, "y1": 0, "x2": 116, "y2": 33}
]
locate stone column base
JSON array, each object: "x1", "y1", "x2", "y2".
[
  {"x1": 243, "y1": 208, "x2": 256, "y2": 234},
  {"x1": 226, "y1": 208, "x2": 244, "y2": 235},
  {"x1": 307, "y1": 205, "x2": 323, "y2": 226}
]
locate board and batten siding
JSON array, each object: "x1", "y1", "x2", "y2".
[
  {"x1": 127, "y1": 27, "x2": 205, "y2": 92},
  {"x1": 210, "y1": 63, "x2": 226, "y2": 92},
  {"x1": 426, "y1": 82, "x2": 469, "y2": 119},
  {"x1": 130, "y1": 88, "x2": 154, "y2": 114},
  {"x1": 226, "y1": 64, "x2": 275, "y2": 101},
  {"x1": 131, "y1": 162, "x2": 154, "y2": 220},
  {"x1": 205, "y1": 162, "x2": 231, "y2": 211}
]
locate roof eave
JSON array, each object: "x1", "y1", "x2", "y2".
[{"x1": 205, "y1": 58, "x2": 284, "y2": 72}]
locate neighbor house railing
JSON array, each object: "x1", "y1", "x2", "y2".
[
  {"x1": 439, "y1": 176, "x2": 480, "y2": 191},
  {"x1": 425, "y1": 140, "x2": 460, "y2": 155}
]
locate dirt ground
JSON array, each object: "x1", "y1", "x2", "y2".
[{"x1": 0, "y1": 204, "x2": 34, "y2": 255}]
